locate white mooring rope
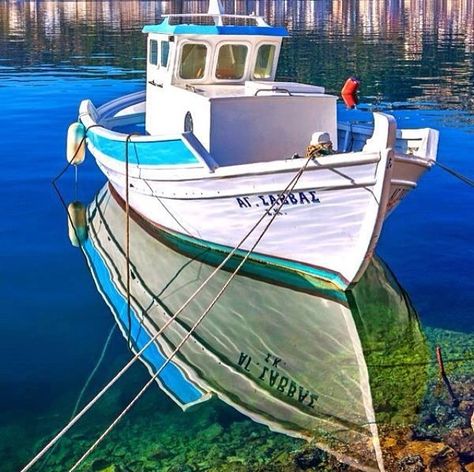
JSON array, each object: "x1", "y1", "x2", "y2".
[{"x1": 21, "y1": 154, "x2": 313, "y2": 472}]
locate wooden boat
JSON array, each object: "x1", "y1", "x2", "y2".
[{"x1": 71, "y1": 0, "x2": 438, "y2": 289}]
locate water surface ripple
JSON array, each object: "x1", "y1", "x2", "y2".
[{"x1": 0, "y1": 1, "x2": 472, "y2": 471}]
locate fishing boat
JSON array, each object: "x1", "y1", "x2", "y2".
[
  {"x1": 77, "y1": 184, "x2": 429, "y2": 472},
  {"x1": 70, "y1": 0, "x2": 439, "y2": 290}
]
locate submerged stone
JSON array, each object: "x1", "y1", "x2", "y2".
[
  {"x1": 200, "y1": 423, "x2": 224, "y2": 442},
  {"x1": 292, "y1": 447, "x2": 326, "y2": 469},
  {"x1": 428, "y1": 445, "x2": 464, "y2": 472},
  {"x1": 443, "y1": 428, "x2": 474, "y2": 462},
  {"x1": 149, "y1": 444, "x2": 171, "y2": 461},
  {"x1": 91, "y1": 460, "x2": 121, "y2": 472},
  {"x1": 465, "y1": 463, "x2": 474, "y2": 472},
  {"x1": 396, "y1": 455, "x2": 425, "y2": 472}
]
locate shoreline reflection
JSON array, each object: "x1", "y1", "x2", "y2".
[{"x1": 0, "y1": 0, "x2": 473, "y2": 109}]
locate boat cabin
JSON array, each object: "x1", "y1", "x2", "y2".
[
  {"x1": 142, "y1": 9, "x2": 337, "y2": 166},
  {"x1": 144, "y1": 18, "x2": 285, "y2": 86}
]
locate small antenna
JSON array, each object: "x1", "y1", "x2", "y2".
[{"x1": 208, "y1": 0, "x2": 225, "y2": 25}]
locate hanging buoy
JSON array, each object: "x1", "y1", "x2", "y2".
[
  {"x1": 67, "y1": 201, "x2": 88, "y2": 247},
  {"x1": 67, "y1": 122, "x2": 86, "y2": 165},
  {"x1": 341, "y1": 92, "x2": 358, "y2": 109},
  {"x1": 341, "y1": 76, "x2": 360, "y2": 95}
]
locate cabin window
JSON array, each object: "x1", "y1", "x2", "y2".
[
  {"x1": 254, "y1": 44, "x2": 276, "y2": 79},
  {"x1": 161, "y1": 41, "x2": 170, "y2": 67},
  {"x1": 180, "y1": 43, "x2": 207, "y2": 80},
  {"x1": 184, "y1": 111, "x2": 193, "y2": 133},
  {"x1": 149, "y1": 40, "x2": 158, "y2": 66},
  {"x1": 216, "y1": 44, "x2": 248, "y2": 80}
]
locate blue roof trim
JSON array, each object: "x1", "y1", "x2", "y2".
[{"x1": 142, "y1": 20, "x2": 288, "y2": 37}]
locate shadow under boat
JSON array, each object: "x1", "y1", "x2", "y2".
[{"x1": 73, "y1": 184, "x2": 429, "y2": 472}]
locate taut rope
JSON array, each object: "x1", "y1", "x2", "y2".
[{"x1": 431, "y1": 159, "x2": 474, "y2": 187}]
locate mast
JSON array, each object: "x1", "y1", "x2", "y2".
[{"x1": 208, "y1": 0, "x2": 225, "y2": 26}]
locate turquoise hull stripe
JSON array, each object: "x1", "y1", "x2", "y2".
[
  {"x1": 82, "y1": 239, "x2": 204, "y2": 405},
  {"x1": 87, "y1": 131, "x2": 199, "y2": 166},
  {"x1": 147, "y1": 224, "x2": 350, "y2": 302},
  {"x1": 171, "y1": 232, "x2": 347, "y2": 288}
]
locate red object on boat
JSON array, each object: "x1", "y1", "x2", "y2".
[
  {"x1": 342, "y1": 93, "x2": 358, "y2": 109},
  {"x1": 341, "y1": 76, "x2": 360, "y2": 95}
]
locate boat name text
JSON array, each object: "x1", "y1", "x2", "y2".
[
  {"x1": 235, "y1": 191, "x2": 320, "y2": 210},
  {"x1": 237, "y1": 351, "x2": 319, "y2": 408}
]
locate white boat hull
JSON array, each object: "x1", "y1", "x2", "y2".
[
  {"x1": 79, "y1": 98, "x2": 397, "y2": 289},
  {"x1": 100, "y1": 149, "x2": 392, "y2": 289}
]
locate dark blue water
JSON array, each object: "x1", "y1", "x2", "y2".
[{"x1": 0, "y1": 1, "x2": 472, "y2": 471}]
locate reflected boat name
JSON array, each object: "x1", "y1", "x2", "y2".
[
  {"x1": 237, "y1": 352, "x2": 319, "y2": 408},
  {"x1": 236, "y1": 191, "x2": 321, "y2": 209}
]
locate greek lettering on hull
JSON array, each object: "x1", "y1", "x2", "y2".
[{"x1": 235, "y1": 191, "x2": 321, "y2": 209}]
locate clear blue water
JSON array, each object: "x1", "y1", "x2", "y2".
[{"x1": 0, "y1": 1, "x2": 472, "y2": 471}]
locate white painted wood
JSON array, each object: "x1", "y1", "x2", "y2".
[
  {"x1": 144, "y1": 34, "x2": 283, "y2": 88},
  {"x1": 244, "y1": 80, "x2": 325, "y2": 94},
  {"x1": 96, "y1": 141, "x2": 392, "y2": 288},
  {"x1": 209, "y1": 94, "x2": 338, "y2": 165},
  {"x1": 337, "y1": 121, "x2": 438, "y2": 214},
  {"x1": 145, "y1": 85, "x2": 212, "y2": 149},
  {"x1": 208, "y1": 0, "x2": 225, "y2": 24},
  {"x1": 80, "y1": 92, "x2": 399, "y2": 288},
  {"x1": 144, "y1": 87, "x2": 337, "y2": 165}
]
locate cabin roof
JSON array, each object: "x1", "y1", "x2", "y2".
[{"x1": 142, "y1": 18, "x2": 288, "y2": 37}]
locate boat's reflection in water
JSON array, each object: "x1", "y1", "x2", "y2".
[{"x1": 79, "y1": 184, "x2": 429, "y2": 472}]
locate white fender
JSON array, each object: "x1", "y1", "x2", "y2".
[{"x1": 67, "y1": 122, "x2": 86, "y2": 165}]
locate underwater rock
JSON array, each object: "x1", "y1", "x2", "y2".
[
  {"x1": 149, "y1": 444, "x2": 171, "y2": 461},
  {"x1": 428, "y1": 445, "x2": 464, "y2": 472},
  {"x1": 227, "y1": 455, "x2": 246, "y2": 464},
  {"x1": 444, "y1": 428, "x2": 474, "y2": 462},
  {"x1": 324, "y1": 456, "x2": 354, "y2": 471},
  {"x1": 167, "y1": 464, "x2": 195, "y2": 472},
  {"x1": 433, "y1": 404, "x2": 467, "y2": 430},
  {"x1": 396, "y1": 455, "x2": 425, "y2": 472},
  {"x1": 464, "y1": 463, "x2": 474, "y2": 472},
  {"x1": 397, "y1": 441, "x2": 446, "y2": 466},
  {"x1": 459, "y1": 402, "x2": 474, "y2": 422},
  {"x1": 411, "y1": 378, "x2": 472, "y2": 442},
  {"x1": 292, "y1": 446, "x2": 326, "y2": 469},
  {"x1": 92, "y1": 458, "x2": 113, "y2": 471},
  {"x1": 200, "y1": 423, "x2": 224, "y2": 442},
  {"x1": 91, "y1": 459, "x2": 121, "y2": 472}
]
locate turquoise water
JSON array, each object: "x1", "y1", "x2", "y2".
[{"x1": 0, "y1": 1, "x2": 472, "y2": 471}]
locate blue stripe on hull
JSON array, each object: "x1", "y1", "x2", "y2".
[
  {"x1": 87, "y1": 131, "x2": 199, "y2": 166},
  {"x1": 164, "y1": 230, "x2": 349, "y2": 291},
  {"x1": 82, "y1": 239, "x2": 205, "y2": 406}
]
